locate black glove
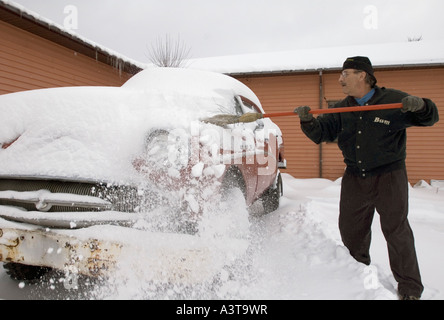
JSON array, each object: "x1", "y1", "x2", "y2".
[
  {"x1": 294, "y1": 106, "x2": 313, "y2": 122},
  {"x1": 401, "y1": 96, "x2": 425, "y2": 113}
]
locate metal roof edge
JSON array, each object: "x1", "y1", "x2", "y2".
[
  {"x1": 226, "y1": 63, "x2": 444, "y2": 77},
  {"x1": 0, "y1": 0, "x2": 144, "y2": 75}
]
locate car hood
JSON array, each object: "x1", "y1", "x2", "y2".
[{"x1": 0, "y1": 68, "x2": 260, "y2": 184}]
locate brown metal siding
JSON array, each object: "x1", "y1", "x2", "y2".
[
  {"x1": 0, "y1": 19, "x2": 133, "y2": 95},
  {"x1": 236, "y1": 67, "x2": 444, "y2": 184},
  {"x1": 240, "y1": 74, "x2": 321, "y2": 179},
  {"x1": 320, "y1": 72, "x2": 348, "y2": 180},
  {"x1": 377, "y1": 68, "x2": 444, "y2": 183}
]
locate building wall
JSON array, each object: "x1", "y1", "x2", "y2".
[
  {"x1": 0, "y1": 19, "x2": 133, "y2": 95},
  {"x1": 240, "y1": 73, "x2": 321, "y2": 179},
  {"x1": 236, "y1": 67, "x2": 444, "y2": 184}
]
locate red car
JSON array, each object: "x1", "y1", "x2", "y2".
[{"x1": 0, "y1": 68, "x2": 285, "y2": 282}]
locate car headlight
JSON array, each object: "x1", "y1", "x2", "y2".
[{"x1": 143, "y1": 129, "x2": 189, "y2": 176}]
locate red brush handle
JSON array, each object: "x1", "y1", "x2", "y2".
[{"x1": 263, "y1": 103, "x2": 403, "y2": 118}]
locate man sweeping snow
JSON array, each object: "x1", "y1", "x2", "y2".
[{"x1": 295, "y1": 56, "x2": 439, "y2": 300}]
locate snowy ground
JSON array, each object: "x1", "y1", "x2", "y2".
[{"x1": 1, "y1": 173, "x2": 443, "y2": 300}]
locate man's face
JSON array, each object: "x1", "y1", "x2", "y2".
[{"x1": 339, "y1": 69, "x2": 365, "y2": 97}]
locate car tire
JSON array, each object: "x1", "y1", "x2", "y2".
[
  {"x1": 220, "y1": 167, "x2": 247, "y2": 203},
  {"x1": 260, "y1": 173, "x2": 282, "y2": 214},
  {"x1": 3, "y1": 262, "x2": 51, "y2": 282}
]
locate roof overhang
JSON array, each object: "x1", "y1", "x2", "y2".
[
  {"x1": 226, "y1": 62, "x2": 444, "y2": 77},
  {"x1": 0, "y1": 1, "x2": 143, "y2": 75},
  {"x1": 186, "y1": 40, "x2": 444, "y2": 78}
]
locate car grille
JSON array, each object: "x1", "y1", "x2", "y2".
[{"x1": 0, "y1": 179, "x2": 140, "y2": 212}]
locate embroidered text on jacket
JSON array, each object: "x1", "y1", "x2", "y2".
[{"x1": 374, "y1": 117, "x2": 390, "y2": 125}]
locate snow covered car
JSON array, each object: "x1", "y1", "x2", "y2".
[{"x1": 0, "y1": 67, "x2": 285, "y2": 282}]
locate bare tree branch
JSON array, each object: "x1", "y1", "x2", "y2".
[
  {"x1": 147, "y1": 35, "x2": 191, "y2": 68},
  {"x1": 408, "y1": 35, "x2": 423, "y2": 42}
]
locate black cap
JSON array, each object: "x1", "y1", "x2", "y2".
[
  {"x1": 342, "y1": 56, "x2": 374, "y2": 77},
  {"x1": 342, "y1": 56, "x2": 377, "y2": 87}
]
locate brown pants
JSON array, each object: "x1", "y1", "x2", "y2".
[{"x1": 339, "y1": 168, "x2": 424, "y2": 297}]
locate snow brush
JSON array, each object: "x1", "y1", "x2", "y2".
[{"x1": 202, "y1": 103, "x2": 403, "y2": 126}]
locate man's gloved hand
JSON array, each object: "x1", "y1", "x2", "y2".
[
  {"x1": 294, "y1": 106, "x2": 313, "y2": 122},
  {"x1": 401, "y1": 96, "x2": 425, "y2": 113}
]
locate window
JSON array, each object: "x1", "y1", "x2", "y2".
[{"x1": 235, "y1": 95, "x2": 262, "y2": 115}]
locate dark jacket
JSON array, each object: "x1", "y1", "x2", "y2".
[{"x1": 301, "y1": 86, "x2": 439, "y2": 177}]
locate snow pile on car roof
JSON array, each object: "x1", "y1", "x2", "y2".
[
  {"x1": 123, "y1": 67, "x2": 261, "y2": 107},
  {"x1": 0, "y1": 68, "x2": 260, "y2": 184}
]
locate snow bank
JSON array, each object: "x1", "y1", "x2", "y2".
[{"x1": 3, "y1": 174, "x2": 443, "y2": 300}]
